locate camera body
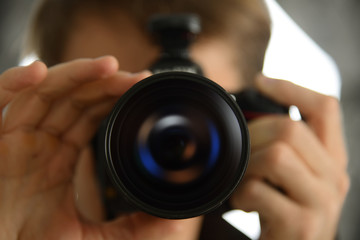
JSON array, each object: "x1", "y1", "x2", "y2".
[{"x1": 94, "y1": 14, "x2": 287, "y2": 219}]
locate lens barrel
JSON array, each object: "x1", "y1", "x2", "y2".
[{"x1": 105, "y1": 71, "x2": 249, "y2": 219}]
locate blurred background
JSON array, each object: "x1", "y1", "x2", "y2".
[
  {"x1": 0, "y1": 0, "x2": 359, "y2": 239},
  {"x1": 275, "y1": 1, "x2": 360, "y2": 239}
]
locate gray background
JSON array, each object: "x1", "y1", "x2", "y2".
[{"x1": 0, "y1": 0, "x2": 359, "y2": 239}]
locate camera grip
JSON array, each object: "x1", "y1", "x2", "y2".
[{"x1": 232, "y1": 88, "x2": 289, "y2": 121}]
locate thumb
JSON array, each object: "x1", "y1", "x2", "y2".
[{"x1": 92, "y1": 212, "x2": 185, "y2": 240}]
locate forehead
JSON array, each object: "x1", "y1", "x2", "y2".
[
  {"x1": 63, "y1": 11, "x2": 160, "y2": 72},
  {"x1": 62, "y1": 10, "x2": 244, "y2": 92}
]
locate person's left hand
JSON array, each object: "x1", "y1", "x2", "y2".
[{"x1": 0, "y1": 57, "x2": 202, "y2": 240}]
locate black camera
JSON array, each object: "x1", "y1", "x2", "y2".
[{"x1": 95, "y1": 14, "x2": 287, "y2": 219}]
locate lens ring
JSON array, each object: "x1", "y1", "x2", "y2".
[{"x1": 105, "y1": 71, "x2": 249, "y2": 219}]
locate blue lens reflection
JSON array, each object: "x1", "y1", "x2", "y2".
[
  {"x1": 138, "y1": 143, "x2": 164, "y2": 178},
  {"x1": 137, "y1": 119, "x2": 221, "y2": 179},
  {"x1": 207, "y1": 121, "x2": 220, "y2": 170}
]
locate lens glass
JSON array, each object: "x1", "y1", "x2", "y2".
[{"x1": 137, "y1": 109, "x2": 220, "y2": 184}]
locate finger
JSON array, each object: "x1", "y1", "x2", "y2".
[
  {"x1": 37, "y1": 56, "x2": 119, "y2": 101},
  {"x1": 60, "y1": 99, "x2": 116, "y2": 149},
  {"x1": 2, "y1": 56, "x2": 119, "y2": 132},
  {"x1": 0, "y1": 61, "x2": 47, "y2": 128},
  {"x1": 249, "y1": 116, "x2": 335, "y2": 179},
  {"x1": 64, "y1": 70, "x2": 151, "y2": 106},
  {"x1": 0, "y1": 61, "x2": 46, "y2": 95},
  {"x1": 230, "y1": 178, "x2": 299, "y2": 225},
  {"x1": 247, "y1": 142, "x2": 319, "y2": 205},
  {"x1": 255, "y1": 75, "x2": 347, "y2": 167},
  {"x1": 39, "y1": 71, "x2": 151, "y2": 137}
]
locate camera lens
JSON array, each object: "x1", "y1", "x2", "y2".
[{"x1": 105, "y1": 72, "x2": 249, "y2": 219}]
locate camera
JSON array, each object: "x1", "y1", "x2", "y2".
[{"x1": 94, "y1": 14, "x2": 287, "y2": 219}]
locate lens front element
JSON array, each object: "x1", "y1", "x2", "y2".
[{"x1": 105, "y1": 72, "x2": 249, "y2": 219}]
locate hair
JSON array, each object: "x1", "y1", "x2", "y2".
[{"x1": 25, "y1": 0, "x2": 271, "y2": 84}]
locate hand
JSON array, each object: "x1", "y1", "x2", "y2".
[
  {"x1": 0, "y1": 57, "x2": 200, "y2": 239},
  {"x1": 230, "y1": 75, "x2": 350, "y2": 239}
]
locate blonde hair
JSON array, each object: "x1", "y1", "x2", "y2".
[{"x1": 26, "y1": 0, "x2": 271, "y2": 83}]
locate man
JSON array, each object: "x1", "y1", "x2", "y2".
[{"x1": 0, "y1": 0, "x2": 349, "y2": 239}]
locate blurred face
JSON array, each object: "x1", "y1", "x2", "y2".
[
  {"x1": 65, "y1": 10, "x2": 246, "y2": 229},
  {"x1": 62, "y1": 10, "x2": 245, "y2": 93}
]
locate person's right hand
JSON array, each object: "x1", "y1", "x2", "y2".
[
  {"x1": 0, "y1": 56, "x2": 201, "y2": 240},
  {"x1": 230, "y1": 75, "x2": 349, "y2": 240}
]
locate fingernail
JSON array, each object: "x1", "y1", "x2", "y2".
[
  {"x1": 256, "y1": 73, "x2": 275, "y2": 86},
  {"x1": 95, "y1": 55, "x2": 112, "y2": 61},
  {"x1": 94, "y1": 55, "x2": 118, "y2": 66},
  {"x1": 129, "y1": 70, "x2": 152, "y2": 78},
  {"x1": 26, "y1": 59, "x2": 42, "y2": 67}
]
